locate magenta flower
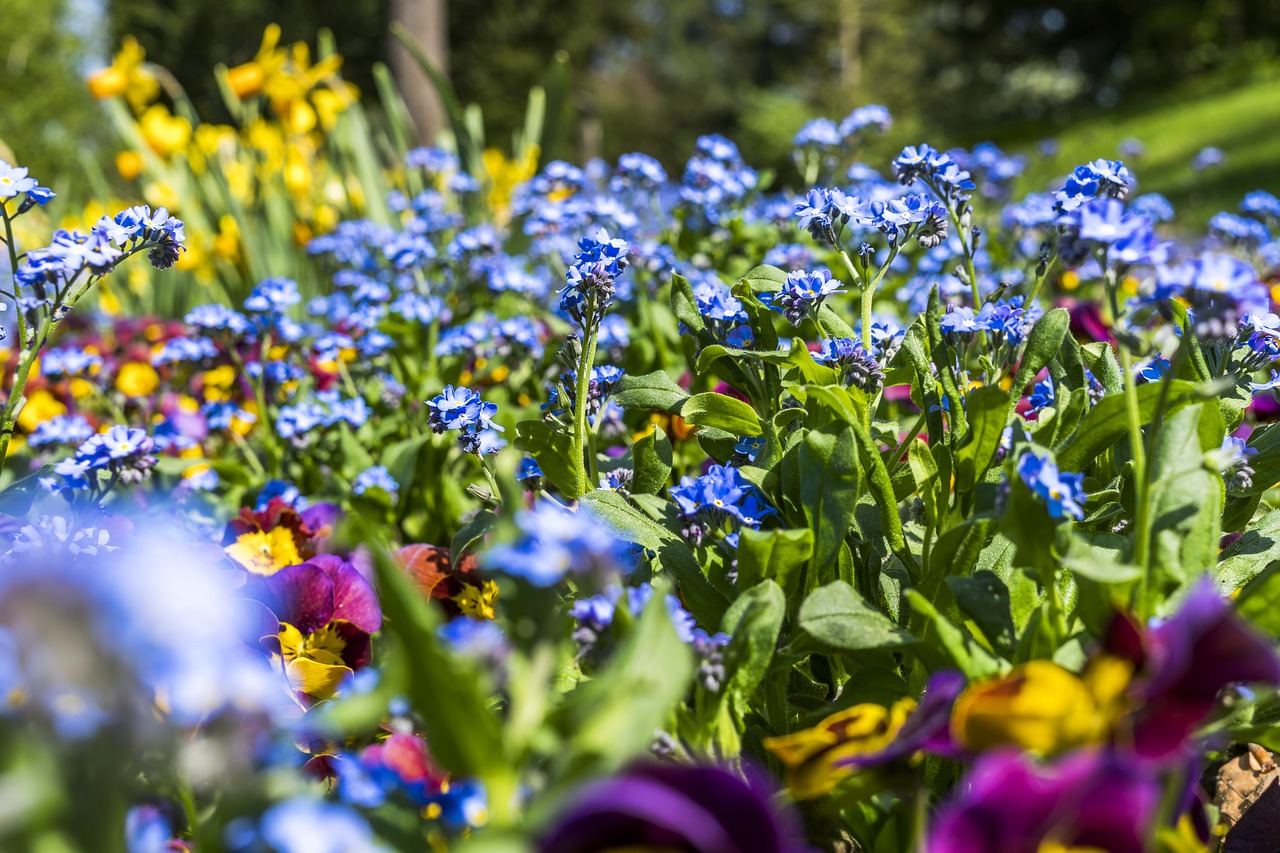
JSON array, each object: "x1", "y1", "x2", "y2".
[
  {"x1": 928, "y1": 748, "x2": 1161, "y2": 853},
  {"x1": 249, "y1": 555, "x2": 382, "y2": 702},
  {"x1": 539, "y1": 763, "x2": 815, "y2": 853},
  {"x1": 1123, "y1": 580, "x2": 1280, "y2": 758}
]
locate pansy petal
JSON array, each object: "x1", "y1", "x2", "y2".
[{"x1": 258, "y1": 564, "x2": 335, "y2": 634}]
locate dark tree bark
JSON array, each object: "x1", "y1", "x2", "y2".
[{"x1": 389, "y1": 0, "x2": 448, "y2": 143}]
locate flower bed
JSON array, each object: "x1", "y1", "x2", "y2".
[{"x1": 3, "y1": 78, "x2": 1280, "y2": 851}]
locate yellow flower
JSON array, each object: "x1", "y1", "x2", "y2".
[
  {"x1": 225, "y1": 527, "x2": 300, "y2": 576},
  {"x1": 16, "y1": 389, "x2": 65, "y2": 434},
  {"x1": 87, "y1": 37, "x2": 159, "y2": 111},
  {"x1": 184, "y1": 462, "x2": 213, "y2": 481},
  {"x1": 142, "y1": 181, "x2": 180, "y2": 212},
  {"x1": 284, "y1": 148, "x2": 312, "y2": 198},
  {"x1": 69, "y1": 379, "x2": 95, "y2": 400},
  {"x1": 200, "y1": 364, "x2": 238, "y2": 402},
  {"x1": 763, "y1": 699, "x2": 915, "y2": 799},
  {"x1": 950, "y1": 659, "x2": 1129, "y2": 755},
  {"x1": 452, "y1": 581, "x2": 500, "y2": 621},
  {"x1": 226, "y1": 62, "x2": 267, "y2": 101},
  {"x1": 138, "y1": 105, "x2": 192, "y2": 159},
  {"x1": 483, "y1": 145, "x2": 540, "y2": 223},
  {"x1": 213, "y1": 215, "x2": 241, "y2": 260},
  {"x1": 115, "y1": 150, "x2": 144, "y2": 181},
  {"x1": 279, "y1": 622, "x2": 350, "y2": 699},
  {"x1": 115, "y1": 362, "x2": 159, "y2": 398}
]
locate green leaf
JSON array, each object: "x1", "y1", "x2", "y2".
[
  {"x1": 720, "y1": 580, "x2": 786, "y2": 711},
  {"x1": 1218, "y1": 509, "x2": 1280, "y2": 592},
  {"x1": 581, "y1": 491, "x2": 730, "y2": 627},
  {"x1": 904, "y1": 589, "x2": 1003, "y2": 677},
  {"x1": 954, "y1": 385, "x2": 1011, "y2": 493},
  {"x1": 0, "y1": 465, "x2": 51, "y2": 517},
  {"x1": 736, "y1": 527, "x2": 813, "y2": 596},
  {"x1": 367, "y1": 539, "x2": 505, "y2": 776},
  {"x1": 514, "y1": 420, "x2": 580, "y2": 498},
  {"x1": 786, "y1": 337, "x2": 838, "y2": 385},
  {"x1": 796, "y1": 580, "x2": 917, "y2": 653},
  {"x1": 799, "y1": 426, "x2": 860, "y2": 585},
  {"x1": 1242, "y1": 423, "x2": 1280, "y2": 496},
  {"x1": 670, "y1": 273, "x2": 707, "y2": 337},
  {"x1": 1011, "y1": 308, "x2": 1070, "y2": 395},
  {"x1": 631, "y1": 425, "x2": 673, "y2": 495},
  {"x1": 946, "y1": 570, "x2": 1016, "y2": 657},
  {"x1": 338, "y1": 424, "x2": 375, "y2": 473},
  {"x1": 612, "y1": 370, "x2": 690, "y2": 415},
  {"x1": 1056, "y1": 380, "x2": 1202, "y2": 470},
  {"x1": 1236, "y1": 562, "x2": 1280, "y2": 635},
  {"x1": 1144, "y1": 403, "x2": 1224, "y2": 611},
  {"x1": 452, "y1": 509, "x2": 497, "y2": 558},
  {"x1": 682, "y1": 391, "x2": 763, "y2": 437},
  {"x1": 550, "y1": 579, "x2": 694, "y2": 777},
  {"x1": 907, "y1": 438, "x2": 941, "y2": 525}
]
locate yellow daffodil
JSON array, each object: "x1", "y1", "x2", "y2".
[
  {"x1": 483, "y1": 145, "x2": 540, "y2": 224},
  {"x1": 87, "y1": 36, "x2": 159, "y2": 111},
  {"x1": 115, "y1": 151, "x2": 144, "y2": 181},
  {"x1": 138, "y1": 105, "x2": 192, "y2": 159}
]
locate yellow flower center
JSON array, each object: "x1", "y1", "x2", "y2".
[{"x1": 224, "y1": 527, "x2": 301, "y2": 576}]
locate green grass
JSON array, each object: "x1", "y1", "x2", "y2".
[{"x1": 1015, "y1": 68, "x2": 1280, "y2": 227}]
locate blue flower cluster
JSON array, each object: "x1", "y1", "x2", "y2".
[
  {"x1": 484, "y1": 501, "x2": 634, "y2": 587},
  {"x1": 559, "y1": 228, "x2": 630, "y2": 328},
  {"x1": 0, "y1": 160, "x2": 54, "y2": 211},
  {"x1": 352, "y1": 465, "x2": 399, "y2": 499},
  {"x1": 1053, "y1": 159, "x2": 1133, "y2": 212},
  {"x1": 680, "y1": 134, "x2": 759, "y2": 224},
  {"x1": 277, "y1": 391, "x2": 370, "y2": 441},
  {"x1": 1017, "y1": 451, "x2": 1087, "y2": 521},
  {"x1": 425, "y1": 385, "x2": 505, "y2": 455},
  {"x1": 50, "y1": 425, "x2": 157, "y2": 491},
  {"x1": 761, "y1": 269, "x2": 845, "y2": 326},
  {"x1": 671, "y1": 464, "x2": 776, "y2": 533}
]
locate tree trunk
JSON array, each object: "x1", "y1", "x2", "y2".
[{"x1": 389, "y1": 0, "x2": 448, "y2": 143}]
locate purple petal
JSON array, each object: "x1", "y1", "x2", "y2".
[
  {"x1": 307, "y1": 555, "x2": 381, "y2": 634},
  {"x1": 844, "y1": 670, "x2": 967, "y2": 768},
  {"x1": 256, "y1": 564, "x2": 335, "y2": 635}
]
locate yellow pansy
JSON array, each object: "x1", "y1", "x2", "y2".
[
  {"x1": 16, "y1": 389, "x2": 66, "y2": 434},
  {"x1": 950, "y1": 659, "x2": 1130, "y2": 755},
  {"x1": 87, "y1": 36, "x2": 159, "y2": 110},
  {"x1": 279, "y1": 622, "x2": 350, "y2": 699},
  {"x1": 452, "y1": 581, "x2": 500, "y2": 621},
  {"x1": 763, "y1": 699, "x2": 915, "y2": 799},
  {"x1": 225, "y1": 527, "x2": 301, "y2": 576}
]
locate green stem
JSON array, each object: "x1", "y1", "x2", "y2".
[
  {"x1": 1133, "y1": 339, "x2": 1188, "y2": 615},
  {"x1": 1101, "y1": 259, "x2": 1150, "y2": 582},
  {"x1": 570, "y1": 304, "x2": 600, "y2": 498},
  {"x1": 1, "y1": 205, "x2": 27, "y2": 349}
]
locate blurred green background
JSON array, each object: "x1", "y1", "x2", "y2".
[{"x1": 3, "y1": 0, "x2": 1280, "y2": 221}]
